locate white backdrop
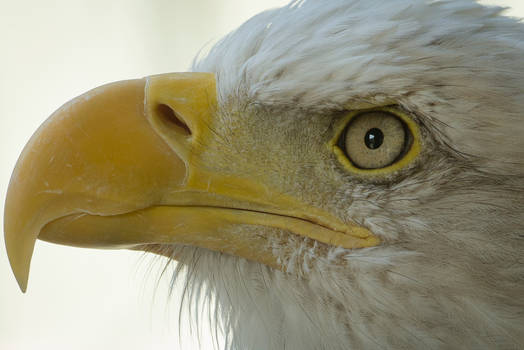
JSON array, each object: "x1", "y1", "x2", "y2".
[{"x1": 0, "y1": 1, "x2": 522, "y2": 349}]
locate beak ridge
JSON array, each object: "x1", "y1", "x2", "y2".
[{"x1": 4, "y1": 75, "x2": 212, "y2": 291}]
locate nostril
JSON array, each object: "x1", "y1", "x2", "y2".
[{"x1": 155, "y1": 103, "x2": 192, "y2": 136}]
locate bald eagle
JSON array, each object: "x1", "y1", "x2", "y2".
[{"x1": 4, "y1": 0, "x2": 524, "y2": 349}]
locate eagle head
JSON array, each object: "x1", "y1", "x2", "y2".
[{"x1": 5, "y1": 0, "x2": 524, "y2": 349}]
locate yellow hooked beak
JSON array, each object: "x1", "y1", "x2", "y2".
[{"x1": 4, "y1": 72, "x2": 379, "y2": 292}]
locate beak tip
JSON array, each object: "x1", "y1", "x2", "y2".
[
  {"x1": 7, "y1": 253, "x2": 30, "y2": 293},
  {"x1": 16, "y1": 276, "x2": 28, "y2": 293},
  {"x1": 8, "y1": 251, "x2": 31, "y2": 293},
  {"x1": 5, "y1": 230, "x2": 35, "y2": 294}
]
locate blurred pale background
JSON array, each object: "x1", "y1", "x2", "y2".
[{"x1": 0, "y1": 0, "x2": 521, "y2": 349}]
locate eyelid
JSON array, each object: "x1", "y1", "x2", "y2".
[{"x1": 328, "y1": 107, "x2": 421, "y2": 176}]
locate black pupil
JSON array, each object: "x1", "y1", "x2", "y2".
[{"x1": 364, "y1": 128, "x2": 384, "y2": 149}]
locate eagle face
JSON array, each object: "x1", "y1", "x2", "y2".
[{"x1": 5, "y1": 0, "x2": 524, "y2": 349}]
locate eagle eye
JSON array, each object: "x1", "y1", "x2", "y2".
[
  {"x1": 341, "y1": 111, "x2": 409, "y2": 169},
  {"x1": 330, "y1": 108, "x2": 421, "y2": 176}
]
